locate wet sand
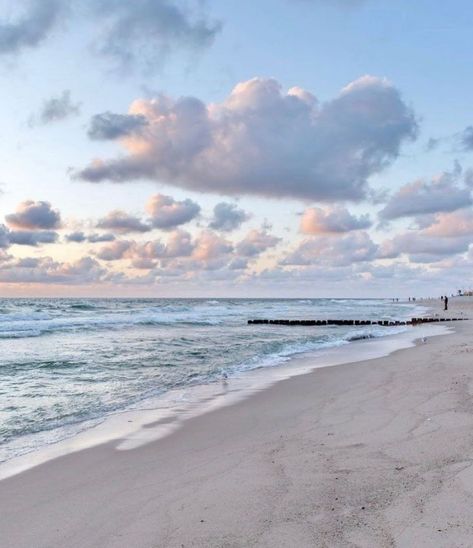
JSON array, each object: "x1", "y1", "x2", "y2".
[{"x1": 1, "y1": 298, "x2": 473, "y2": 547}]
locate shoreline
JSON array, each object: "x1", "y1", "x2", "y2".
[
  {"x1": 0, "y1": 317, "x2": 446, "y2": 482},
  {"x1": 0, "y1": 298, "x2": 422, "y2": 470},
  {"x1": 3, "y1": 300, "x2": 473, "y2": 546}
]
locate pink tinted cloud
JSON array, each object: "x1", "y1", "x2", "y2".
[
  {"x1": 77, "y1": 76, "x2": 417, "y2": 202},
  {"x1": 300, "y1": 206, "x2": 371, "y2": 234},
  {"x1": 422, "y1": 209, "x2": 473, "y2": 237}
]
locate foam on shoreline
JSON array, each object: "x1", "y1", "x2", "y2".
[{"x1": 0, "y1": 322, "x2": 450, "y2": 481}]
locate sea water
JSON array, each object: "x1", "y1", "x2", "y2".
[{"x1": 0, "y1": 298, "x2": 417, "y2": 464}]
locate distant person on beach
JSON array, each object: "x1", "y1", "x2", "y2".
[{"x1": 444, "y1": 296, "x2": 448, "y2": 311}]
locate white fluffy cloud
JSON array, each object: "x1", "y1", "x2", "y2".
[
  {"x1": 77, "y1": 76, "x2": 417, "y2": 201},
  {"x1": 300, "y1": 206, "x2": 371, "y2": 234}
]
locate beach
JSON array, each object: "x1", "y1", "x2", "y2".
[
  {"x1": 2, "y1": 0, "x2": 472, "y2": 545},
  {"x1": 1, "y1": 299, "x2": 473, "y2": 547}
]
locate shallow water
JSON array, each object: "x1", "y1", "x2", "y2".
[{"x1": 0, "y1": 298, "x2": 416, "y2": 463}]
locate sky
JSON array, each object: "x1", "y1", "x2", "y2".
[{"x1": 1, "y1": 0, "x2": 473, "y2": 298}]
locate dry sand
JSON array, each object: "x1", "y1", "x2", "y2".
[{"x1": 2, "y1": 298, "x2": 473, "y2": 547}]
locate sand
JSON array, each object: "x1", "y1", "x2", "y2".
[{"x1": 2, "y1": 298, "x2": 473, "y2": 547}]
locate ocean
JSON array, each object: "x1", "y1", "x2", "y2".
[{"x1": 0, "y1": 298, "x2": 417, "y2": 465}]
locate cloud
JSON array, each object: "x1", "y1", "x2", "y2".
[
  {"x1": 378, "y1": 204, "x2": 473, "y2": 263},
  {"x1": 464, "y1": 168, "x2": 473, "y2": 188},
  {"x1": 65, "y1": 231, "x2": 86, "y2": 243},
  {"x1": 191, "y1": 231, "x2": 232, "y2": 262},
  {"x1": 209, "y1": 202, "x2": 250, "y2": 232},
  {"x1": 65, "y1": 231, "x2": 116, "y2": 243},
  {"x1": 0, "y1": 0, "x2": 62, "y2": 55},
  {"x1": 0, "y1": 224, "x2": 57, "y2": 247},
  {"x1": 128, "y1": 241, "x2": 166, "y2": 262},
  {"x1": 0, "y1": 225, "x2": 11, "y2": 248},
  {"x1": 146, "y1": 194, "x2": 200, "y2": 229},
  {"x1": 426, "y1": 137, "x2": 441, "y2": 151},
  {"x1": 88, "y1": 232, "x2": 116, "y2": 243},
  {"x1": 127, "y1": 230, "x2": 195, "y2": 268},
  {"x1": 88, "y1": 112, "x2": 148, "y2": 140},
  {"x1": 97, "y1": 210, "x2": 151, "y2": 234},
  {"x1": 379, "y1": 169, "x2": 472, "y2": 220},
  {"x1": 6, "y1": 200, "x2": 61, "y2": 229},
  {"x1": 93, "y1": 225, "x2": 282, "y2": 277},
  {"x1": 75, "y1": 76, "x2": 417, "y2": 201},
  {"x1": 94, "y1": 229, "x2": 237, "y2": 273},
  {"x1": 235, "y1": 230, "x2": 280, "y2": 257},
  {"x1": 300, "y1": 206, "x2": 371, "y2": 234},
  {"x1": 282, "y1": 231, "x2": 378, "y2": 267},
  {"x1": 0, "y1": 1, "x2": 220, "y2": 71},
  {"x1": 421, "y1": 209, "x2": 473, "y2": 238},
  {"x1": 161, "y1": 229, "x2": 194, "y2": 258},
  {"x1": 379, "y1": 232, "x2": 471, "y2": 262},
  {"x1": 95, "y1": 240, "x2": 133, "y2": 261},
  {"x1": 0, "y1": 256, "x2": 107, "y2": 284},
  {"x1": 95, "y1": 230, "x2": 196, "y2": 263},
  {"x1": 131, "y1": 258, "x2": 157, "y2": 270},
  {"x1": 91, "y1": 0, "x2": 221, "y2": 72},
  {"x1": 459, "y1": 126, "x2": 473, "y2": 151},
  {"x1": 9, "y1": 230, "x2": 58, "y2": 246},
  {"x1": 30, "y1": 90, "x2": 81, "y2": 126},
  {"x1": 96, "y1": 228, "x2": 252, "y2": 275},
  {"x1": 228, "y1": 257, "x2": 248, "y2": 271},
  {"x1": 59, "y1": 257, "x2": 107, "y2": 283}
]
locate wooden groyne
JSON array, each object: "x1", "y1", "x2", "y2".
[{"x1": 248, "y1": 318, "x2": 468, "y2": 326}]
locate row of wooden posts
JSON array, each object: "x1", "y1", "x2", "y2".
[{"x1": 247, "y1": 317, "x2": 468, "y2": 326}]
